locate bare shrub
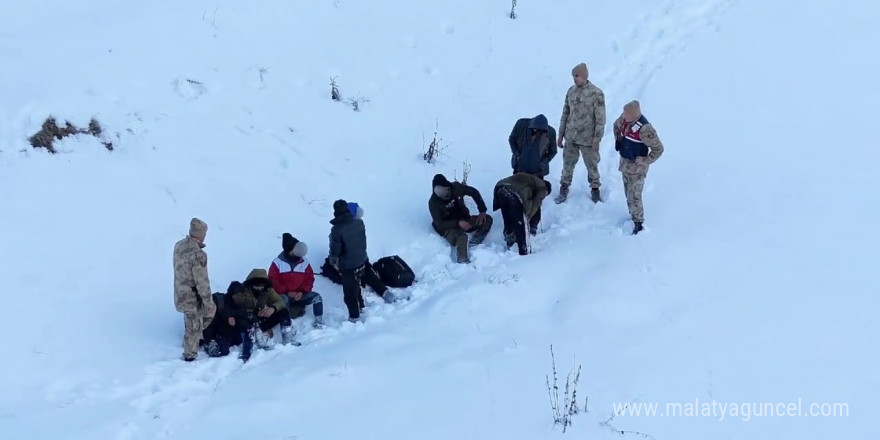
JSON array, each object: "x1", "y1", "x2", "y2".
[{"x1": 546, "y1": 345, "x2": 582, "y2": 433}]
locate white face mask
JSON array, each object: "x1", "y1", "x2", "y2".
[{"x1": 433, "y1": 185, "x2": 451, "y2": 199}]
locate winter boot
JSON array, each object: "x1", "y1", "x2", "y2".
[
  {"x1": 503, "y1": 231, "x2": 516, "y2": 248},
  {"x1": 240, "y1": 329, "x2": 254, "y2": 362},
  {"x1": 529, "y1": 225, "x2": 538, "y2": 236},
  {"x1": 255, "y1": 328, "x2": 274, "y2": 350},
  {"x1": 632, "y1": 221, "x2": 644, "y2": 235},
  {"x1": 468, "y1": 231, "x2": 487, "y2": 247},
  {"x1": 204, "y1": 340, "x2": 221, "y2": 357},
  {"x1": 280, "y1": 326, "x2": 301, "y2": 347},
  {"x1": 383, "y1": 291, "x2": 399, "y2": 304},
  {"x1": 554, "y1": 184, "x2": 569, "y2": 204},
  {"x1": 591, "y1": 188, "x2": 601, "y2": 203},
  {"x1": 313, "y1": 315, "x2": 325, "y2": 329}
]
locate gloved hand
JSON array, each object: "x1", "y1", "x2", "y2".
[{"x1": 329, "y1": 256, "x2": 339, "y2": 269}]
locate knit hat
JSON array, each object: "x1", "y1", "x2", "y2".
[
  {"x1": 189, "y1": 217, "x2": 207, "y2": 240},
  {"x1": 572, "y1": 62, "x2": 588, "y2": 79},
  {"x1": 347, "y1": 202, "x2": 363, "y2": 219},
  {"x1": 432, "y1": 173, "x2": 451, "y2": 188},
  {"x1": 282, "y1": 232, "x2": 309, "y2": 258},
  {"x1": 333, "y1": 199, "x2": 350, "y2": 216}
]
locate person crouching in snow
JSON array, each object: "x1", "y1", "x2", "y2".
[
  {"x1": 269, "y1": 233, "x2": 325, "y2": 329},
  {"x1": 232, "y1": 269, "x2": 298, "y2": 351},
  {"x1": 492, "y1": 173, "x2": 550, "y2": 255}
]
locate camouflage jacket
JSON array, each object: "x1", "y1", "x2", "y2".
[
  {"x1": 492, "y1": 173, "x2": 549, "y2": 220},
  {"x1": 559, "y1": 81, "x2": 606, "y2": 147},
  {"x1": 613, "y1": 114, "x2": 664, "y2": 174},
  {"x1": 173, "y1": 236, "x2": 211, "y2": 314}
]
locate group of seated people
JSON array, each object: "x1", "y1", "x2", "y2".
[{"x1": 200, "y1": 203, "x2": 383, "y2": 362}]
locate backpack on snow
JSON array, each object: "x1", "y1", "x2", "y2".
[
  {"x1": 372, "y1": 255, "x2": 415, "y2": 288},
  {"x1": 321, "y1": 258, "x2": 383, "y2": 291},
  {"x1": 320, "y1": 257, "x2": 344, "y2": 285}
]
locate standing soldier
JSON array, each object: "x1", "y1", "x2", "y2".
[
  {"x1": 556, "y1": 62, "x2": 607, "y2": 204},
  {"x1": 173, "y1": 217, "x2": 216, "y2": 361},
  {"x1": 613, "y1": 100, "x2": 664, "y2": 235}
]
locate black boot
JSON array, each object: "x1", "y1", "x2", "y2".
[
  {"x1": 632, "y1": 222, "x2": 644, "y2": 235},
  {"x1": 591, "y1": 188, "x2": 601, "y2": 203},
  {"x1": 240, "y1": 328, "x2": 255, "y2": 362}
]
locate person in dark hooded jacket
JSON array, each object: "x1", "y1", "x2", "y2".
[
  {"x1": 509, "y1": 114, "x2": 558, "y2": 178},
  {"x1": 328, "y1": 199, "x2": 369, "y2": 322},
  {"x1": 428, "y1": 173, "x2": 493, "y2": 263},
  {"x1": 508, "y1": 114, "x2": 557, "y2": 234}
]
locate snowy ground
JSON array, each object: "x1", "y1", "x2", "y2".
[{"x1": 1, "y1": 0, "x2": 878, "y2": 439}]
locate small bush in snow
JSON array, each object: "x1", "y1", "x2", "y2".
[
  {"x1": 330, "y1": 76, "x2": 341, "y2": 101},
  {"x1": 422, "y1": 120, "x2": 449, "y2": 164},
  {"x1": 460, "y1": 160, "x2": 472, "y2": 184},
  {"x1": 346, "y1": 96, "x2": 370, "y2": 112},
  {"x1": 28, "y1": 116, "x2": 113, "y2": 154},
  {"x1": 546, "y1": 344, "x2": 582, "y2": 433},
  {"x1": 510, "y1": 0, "x2": 518, "y2": 19}
]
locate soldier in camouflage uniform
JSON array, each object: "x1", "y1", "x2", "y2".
[
  {"x1": 173, "y1": 217, "x2": 216, "y2": 361},
  {"x1": 613, "y1": 100, "x2": 664, "y2": 235},
  {"x1": 556, "y1": 62, "x2": 607, "y2": 204}
]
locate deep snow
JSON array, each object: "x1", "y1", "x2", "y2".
[{"x1": 1, "y1": 0, "x2": 878, "y2": 439}]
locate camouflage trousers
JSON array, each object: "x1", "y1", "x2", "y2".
[
  {"x1": 560, "y1": 142, "x2": 601, "y2": 189},
  {"x1": 183, "y1": 311, "x2": 214, "y2": 359},
  {"x1": 621, "y1": 171, "x2": 647, "y2": 223}
]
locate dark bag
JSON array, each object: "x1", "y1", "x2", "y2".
[
  {"x1": 372, "y1": 255, "x2": 415, "y2": 288},
  {"x1": 321, "y1": 257, "x2": 343, "y2": 284}
]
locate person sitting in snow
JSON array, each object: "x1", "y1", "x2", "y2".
[
  {"x1": 328, "y1": 199, "x2": 370, "y2": 323},
  {"x1": 269, "y1": 233, "x2": 325, "y2": 328},
  {"x1": 200, "y1": 274, "x2": 296, "y2": 362},
  {"x1": 492, "y1": 173, "x2": 551, "y2": 256},
  {"x1": 429, "y1": 173, "x2": 492, "y2": 263},
  {"x1": 222, "y1": 270, "x2": 298, "y2": 361}
]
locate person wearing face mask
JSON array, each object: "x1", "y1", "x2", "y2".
[
  {"x1": 613, "y1": 100, "x2": 664, "y2": 235},
  {"x1": 269, "y1": 233, "x2": 325, "y2": 329},
  {"x1": 428, "y1": 173, "x2": 493, "y2": 264}
]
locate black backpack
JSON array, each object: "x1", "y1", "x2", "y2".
[
  {"x1": 320, "y1": 258, "x2": 381, "y2": 290},
  {"x1": 372, "y1": 255, "x2": 415, "y2": 288},
  {"x1": 320, "y1": 257, "x2": 344, "y2": 285}
]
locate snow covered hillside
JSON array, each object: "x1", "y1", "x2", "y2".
[{"x1": 1, "y1": 0, "x2": 877, "y2": 438}]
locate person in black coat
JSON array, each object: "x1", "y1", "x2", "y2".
[
  {"x1": 508, "y1": 114, "x2": 557, "y2": 234},
  {"x1": 328, "y1": 199, "x2": 369, "y2": 322}
]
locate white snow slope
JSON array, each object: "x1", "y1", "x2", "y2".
[{"x1": 1, "y1": 0, "x2": 878, "y2": 439}]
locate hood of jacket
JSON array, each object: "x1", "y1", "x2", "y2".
[{"x1": 244, "y1": 268, "x2": 272, "y2": 288}]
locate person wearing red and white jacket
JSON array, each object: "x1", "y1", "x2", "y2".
[{"x1": 268, "y1": 233, "x2": 324, "y2": 328}]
